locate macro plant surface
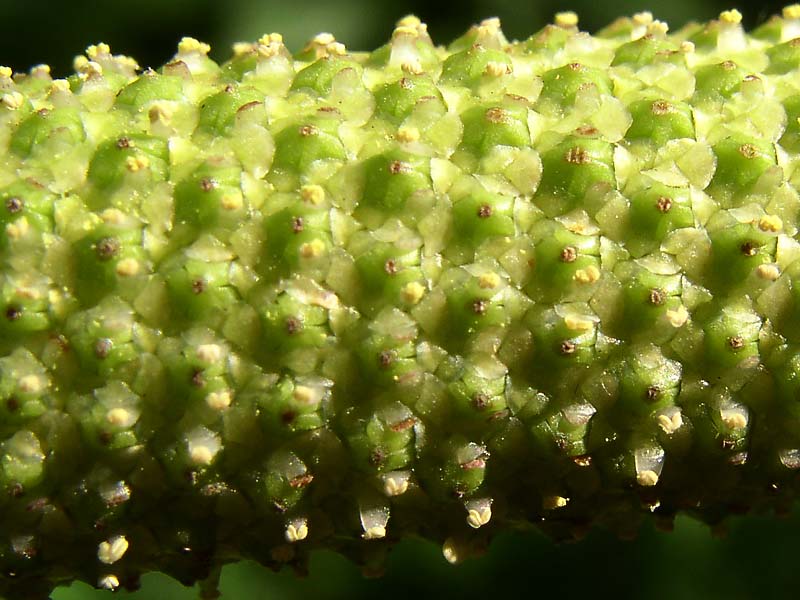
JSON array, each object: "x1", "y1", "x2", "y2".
[{"x1": 3, "y1": 5, "x2": 800, "y2": 598}]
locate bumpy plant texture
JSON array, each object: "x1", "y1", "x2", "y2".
[{"x1": 5, "y1": 6, "x2": 800, "y2": 596}]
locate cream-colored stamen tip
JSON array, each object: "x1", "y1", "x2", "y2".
[
  {"x1": 680, "y1": 41, "x2": 696, "y2": 53},
  {"x1": 299, "y1": 239, "x2": 326, "y2": 258},
  {"x1": 555, "y1": 11, "x2": 578, "y2": 27},
  {"x1": 719, "y1": 9, "x2": 743, "y2": 24},
  {"x1": 573, "y1": 265, "x2": 600, "y2": 284},
  {"x1": 6, "y1": 217, "x2": 30, "y2": 240},
  {"x1": 106, "y1": 408, "x2": 130, "y2": 427},
  {"x1": 98, "y1": 575, "x2": 120, "y2": 591},
  {"x1": 31, "y1": 64, "x2": 51, "y2": 76},
  {"x1": 149, "y1": 103, "x2": 173, "y2": 124},
  {"x1": 478, "y1": 272, "x2": 501, "y2": 289},
  {"x1": 467, "y1": 506, "x2": 492, "y2": 529},
  {"x1": 478, "y1": 17, "x2": 501, "y2": 34},
  {"x1": 196, "y1": 343, "x2": 223, "y2": 363},
  {"x1": 18, "y1": 375, "x2": 42, "y2": 394},
  {"x1": 758, "y1": 214, "x2": 783, "y2": 232},
  {"x1": 784, "y1": 4, "x2": 800, "y2": 19},
  {"x1": 647, "y1": 21, "x2": 669, "y2": 36},
  {"x1": 327, "y1": 42, "x2": 347, "y2": 55},
  {"x1": 384, "y1": 476, "x2": 409, "y2": 496},
  {"x1": 395, "y1": 126, "x2": 420, "y2": 143},
  {"x1": 0, "y1": 66, "x2": 12, "y2": 78},
  {"x1": 178, "y1": 37, "x2": 211, "y2": 55},
  {"x1": 401, "y1": 281, "x2": 426, "y2": 305},
  {"x1": 632, "y1": 11, "x2": 654, "y2": 25},
  {"x1": 400, "y1": 60, "x2": 423, "y2": 75},
  {"x1": 125, "y1": 155, "x2": 150, "y2": 172},
  {"x1": 658, "y1": 413, "x2": 683, "y2": 434},
  {"x1": 50, "y1": 79, "x2": 71, "y2": 93},
  {"x1": 722, "y1": 412, "x2": 748, "y2": 430},
  {"x1": 397, "y1": 15, "x2": 422, "y2": 28},
  {"x1": 292, "y1": 385, "x2": 315, "y2": 405},
  {"x1": 756, "y1": 264, "x2": 781, "y2": 281},
  {"x1": 97, "y1": 535, "x2": 129, "y2": 564},
  {"x1": 115, "y1": 258, "x2": 140, "y2": 277},
  {"x1": 542, "y1": 495, "x2": 569, "y2": 510},
  {"x1": 285, "y1": 522, "x2": 308, "y2": 543},
  {"x1": 637, "y1": 470, "x2": 659, "y2": 487},
  {"x1": 666, "y1": 305, "x2": 689, "y2": 328},
  {"x1": 393, "y1": 25, "x2": 420, "y2": 39},
  {"x1": 232, "y1": 42, "x2": 254, "y2": 56},
  {"x1": 484, "y1": 61, "x2": 511, "y2": 77},
  {"x1": 313, "y1": 32, "x2": 336, "y2": 45},
  {"x1": 301, "y1": 184, "x2": 325, "y2": 205},
  {"x1": 564, "y1": 314, "x2": 594, "y2": 332},
  {"x1": 362, "y1": 526, "x2": 386, "y2": 540},
  {"x1": 1, "y1": 92, "x2": 24, "y2": 110},
  {"x1": 259, "y1": 32, "x2": 283, "y2": 45},
  {"x1": 100, "y1": 208, "x2": 126, "y2": 224},
  {"x1": 221, "y1": 193, "x2": 243, "y2": 211},
  {"x1": 86, "y1": 43, "x2": 111, "y2": 59},
  {"x1": 442, "y1": 538, "x2": 460, "y2": 564},
  {"x1": 190, "y1": 445, "x2": 214, "y2": 466},
  {"x1": 206, "y1": 390, "x2": 232, "y2": 411}
]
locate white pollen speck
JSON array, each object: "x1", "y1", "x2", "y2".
[{"x1": 97, "y1": 535, "x2": 129, "y2": 564}]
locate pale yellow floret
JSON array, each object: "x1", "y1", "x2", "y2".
[
  {"x1": 73, "y1": 55, "x2": 89, "y2": 71},
  {"x1": 564, "y1": 314, "x2": 594, "y2": 332},
  {"x1": 79, "y1": 61, "x2": 103, "y2": 79},
  {"x1": 313, "y1": 33, "x2": 336, "y2": 46},
  {"x1": 178, "y1": 37, "x2": 211, "y2": 55},
  {"x1": 466, "y1": 506, "x2": 492, "y2": 529},
  {"x1": 299, "y1": 239, "x2": 326, "y2": 259},
  {"x1": 542, "y1": 495, "x2": 569, "y2": 510},
  {"x1": 327, "y1": 42, "x2": 347, "y2": 56},
  {"x1": 285, "y1": 521, "x2": 308, "y2": 543},
  {"x1": 395, "y1": 126, "x2": 420, "y2": 143},
  {"x1": 86, "y1": 43, "x2": 111, "y2": 59},
  {"x1": 632, "y1": 11, "x2": 654, "y2": 25},
  {"x1": 555, "y1": 11, "x2": 578, "y2": 27},
  {"x1": 719, "y1": 9, "x2": 742, "y2": 25},
  {"x1": 6, "y1": 217, "x2": 30, "y2": 240},
  {"x1": 442, "y1": 538, "x2": 460, "y2": 564},
  {"x1": 206, "y1": 391, "x2": 232, "y2": 411},
  {"x1": 125, "y1": 156, "x2": 150, "y2": 172},
  {"x1": 393, "y1": 25, "x2": 420, "y2": 39},
  {"x1": 115, "y1": 259, "x2": 140, "y2": 277},
  {"x1": 722, "y1": 412, "x2": 748, "y2": 430},
  {"x1": 658, "y1": 413, "x2": 683, "y2": 434},
  {"x1": 300, "y1": 184, "x2": 325, "y2": 205},
  {"x1": 50, "y1": 79, "x2": 71, "y2": 94},
  {"x1": 756, "y1": 264, "x2": 781, "y2": 281},
  {"x1": 383, "y1": 476, "x2": 409, "y2": 496},
  {"x1": 97, "y1": 575, "x2": 119, "y2": 591},
  {"x1": 362, "y1": 526, "x2": 386, "y2": 540},
  {"x1": 758, "y1": 214, "x2": 783, "y2": 232},
  {"x1": 196, "y1": 343, "x2": 223, "y2": 364},
  {"x1": 1, "y1": 92, "x2": 24, "y2": 110},
  {"x1": 106, "y1": 408, "x2": 130, "y2": 427},
  {"x1": 18, "y1": 375, "x2": 43, "y2": 395},
  {"x1": 397, "y1": 15, "x2": 422, "y2": 28},
  {"x1": 31, "y1": 64, "x2": 51, "y2": 76},
  {"x1": 292, "y1": 385, "x2": 316, "y2": 406},
  {"x1": 680, "y1": 40, "x2": 696, "y2": 53},
  {"x1": 97, "y1": 536, "x2": 128, "y2": 565},
  {"x1": 221, "y1": 193, "x2": 243, "y2": 211},
  {"x1": 100, "y1": 208, "x2": 127, "y2": 225},
  {"x1": 573, "y1": 265, "x2": 600, "y2": 284},
  {"x1": 477, "y1": 17, "x2": 501, "y2": 36},
  {"x1": 478, "y1": 272, "x2": 501, "y2": 289},
  {"x1": 148, "y1": 103, "x2": 174, "y2": 125},
  {"x1": 232, "y1": 42, "x2": 254, "y2": 57},
  {"x1": 784, "y1": 4, "x2": 800, "y2": 19},
  {"x1": 665, "y1": 305, "x2": 689, "y2": 328},
  {"x1": 258, "y1": 33, "x2": 284, "y2": 45},
  {"x1": 400, "y1": 60, "x2": 423, "y2": 75},
  {"x1": 484, "y1": 61, "x2": 511, "y2": 77},
  {"x1": 647, "y1": 21, "x2": 669, "y2": 36},
  {"x1": 0, "y1": 66, "x2": 12, "y2": 78},
  {"x1": 401, "y1": 281, "x2": 426, "y2": 305},
  {"x1": 637, "y1": 470, "x2": 659, "y2": 487}
]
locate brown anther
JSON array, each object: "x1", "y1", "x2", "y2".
[
  {"x1": 285, "y1": 317, "x2": 302, "y2": 335},
  {"x1": 472, "y1": 392, "x2": 490, "y2": 410},
  {"x1": 727, "y1": 336, "x2": 745, "y2": 351},
  {"x1": 116, "y1": 137, "x2": 131, "y2": 149},
  {"x1": 568, "y1": 62, "x2": 583, "y2": 71},
  {"x1": 485, "y1": 107, "x2": 507, "y2": 123},
  {"x1": 191, "y1": 279, "x2": 206, "y2": 294},
  {"x1": 560, "y1": 246, "x2": 577, "y2": 262},
  {"x1": 95, "y1": 237, "x2": 120, "y2": 261},
  {"x1": 94, "y1": 338, "x2": 113, "y2": 359},
  {"x1": 560, "y1": 340, "x2": 576, "y2": 355},
  {"x1": 721, "y1": 60, "x2": 737, "y2": 70},
  {"x1": 575, "y1": 125, "x2": 598, "y2": 136},
  {"x1": 369, "y1": 448, "x2": 385, "y2": 466},
  {"x1": 317, "y1": 106, "x2": 340, "y2": 114},
  {"x1": 224, "y1": 84, "x2": 235, "y2": 93},
  {"x1": 740, "y1": 241, "x2": 759, "y2": 256},
  {"x1": 5, "y1": 197, "x2": 22, "y2": 213},
  {"x1": 291, "y1": 216, "x2": 304, "y2": 233},
  {"x1": 5, "y1": 306, "x2": 21, "y2": 321},
  {"x1": 378, "y1": 350, "x2": 394, "y2": 369},
  {"x1": 237, "y1": 100, "x2": 261, "y2": 113},
  {"x1": 573, "y1": 455, "x2": 592, "y2": 467},
  {"x1": 299, "y1": 124, "x2": 318, "y2": 137},
  {"x1": 384, "y1": 259, "x2": 398, "y2": 275},
  {"x1": 190, "y1": 369, "x2": 205, "y2": 387},
  {"x1": 656, "y1": 196, "x2": 673, "y2": 213},
  {"x1": 98, "y1": 431, "x2": 113, "y2": 445},
  {"x1": 280, "y1": 410, "x2": 296, "y2": 424},
  {"x1": 399, "y1": 77, "x2": 413, "y2": 90},
  {"x1": 743, "y1": 74, "x2": 761, "y2": 82},
  {"x1": 648, "y1": 288, "x2": 666, "y2": 305},
  {"x1": 389, "y1": 160, "x2": 409, "y2": 174},
  {"x1": 199, "y1": 178, "x2": 217, "y2": 192},
  {"x1": 389, "y1": 417, "x2": 417, "y2": 432},
  {"x1": 461, "y1": 458, "x2": 486, "y2": 470},
  {"x1": 645, "y1": 386, "x2": 661, "y2": 402},
  {"x1": 651, "y1": 100, "x2": 672, "y2": 115},
  {"x1": 738, "y1": 144, "x2": 758, "y2": 159},
  {"x1": 565, "y1": 147, "x2": 590, "y2": 164},
  {"x1": 469, "y1": 200, "x2": 492, "y2": 220},
  {"x1": 5, "y1": 397, "x2": 19, "y2": 412},
  {"x1": 472, "y1": 299, "x2": 488, "y2": 315}
]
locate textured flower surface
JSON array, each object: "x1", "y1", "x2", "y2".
[{"x1": 3, "y1": 6, "x2": 800, "y2": 598}]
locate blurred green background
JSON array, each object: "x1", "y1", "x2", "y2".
[{"x1": 2, "y1": 0, "x2": 799, "y2": 598}]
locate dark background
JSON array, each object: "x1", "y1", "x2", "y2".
[{"x1": 2, "y1": 0, "x2": 798, "y2": 598}]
